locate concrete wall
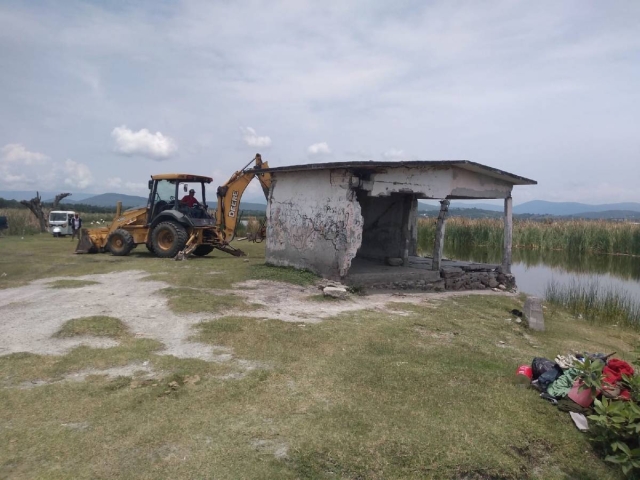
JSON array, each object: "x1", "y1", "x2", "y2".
[
  {"x1": 265, "y1": 169, "x2": 363, "y2": 279},
  {"x1": 364, "y1": 165, "x2": 513, "y2": 199}
]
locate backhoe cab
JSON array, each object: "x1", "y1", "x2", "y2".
[{"x1": 76, "y1": 154, "x2": 270, "y2": 259}]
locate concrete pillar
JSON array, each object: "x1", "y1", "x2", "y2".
[
  {"x1": 502, "y1": 196, "x2": 513, "y2": 274},
  {"x1": 431, "y1": 199, "x2": 450, "y2": 271}
]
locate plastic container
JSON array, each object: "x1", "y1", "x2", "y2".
[{"x1": 515, "y1": 365, "x2": 533, "y2": 386}]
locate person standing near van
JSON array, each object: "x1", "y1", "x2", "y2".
[{"x1": 70, "y1": 213, "x2": 82, "y2": 240}]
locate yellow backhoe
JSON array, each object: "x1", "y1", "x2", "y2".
[{"x1": 76, "y1": 154, "x2": 271, "y2": 258}]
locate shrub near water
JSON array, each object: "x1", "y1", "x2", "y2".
[
  {"x1": 545, "y1": 279, "x2": 640, "y2": 329},
  {"x1": 417, "y1": 218, "x2": 640, "y2": 256}
]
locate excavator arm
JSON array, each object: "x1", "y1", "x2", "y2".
[{"x1": 215, "y1": 153, "x2": 271, "y2": 243}]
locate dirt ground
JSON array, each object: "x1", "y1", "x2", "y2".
[{"x1": 0, "y1": 269, "x2": 510, "y2": 362}]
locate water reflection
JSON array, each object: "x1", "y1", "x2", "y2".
[{"x1": 441, "y1": 245, "x2": 640, "y2": 299}]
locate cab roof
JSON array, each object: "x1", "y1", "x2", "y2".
[{"x1": 151, "y1": 174, "x2": 213, "y2": 183}]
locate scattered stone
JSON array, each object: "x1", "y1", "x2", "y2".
[
  {"x1": 498, "y1": 341, "x2": 506, "y2": 344},
  {"x1": 323, "y1": 286, "x2": 348, "y2": 299},
  {"x1": 515, "y1": 318, "x2": 522, "y2": 324},
  {"x1": 385, "y1": 257, "x2": 404, "y2": 267},
  {"x1": 243, "y1": 259, "x2": 250, "y2": 263},
  {"x1": 1, "y1": 273, "x2": 6, "y2": 277},
  {"x1": 523, "y1": 296, "x2": 545, "y2": 331}
]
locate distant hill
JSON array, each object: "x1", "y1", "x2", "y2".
[
  {"x1": 419, "y1": 200, "x2": 640, "y2": 216},
  {"x1": 1, "y1": 191, "x2": 96, "y2": 202},
  {"x1": 67, "y1": 193, "x2": 149, "y2": 208},
  {"x1": 513, "y1": 200, "x2": 640, "y2": 216},
  {"x1": 566, "y1": 210, "x2": 640, "y2": 220},
  {"x1": 48, "y1": 192, "x2": 268, "y2": 212}
]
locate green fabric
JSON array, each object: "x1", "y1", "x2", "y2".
[{"x1": 547, "y1": 368, "x2": 580, "y2": 398}]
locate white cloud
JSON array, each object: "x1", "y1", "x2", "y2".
[
  {"x1": 241, "y1": 127, "x2": 272, "y2": 148},
  {"x1": 1, "y1": 144, "x2": 49, "y2": 165},
  {"x1": 383, "y1": 149, "x2": 405, "y2": 160},
  {"x1": 111, "y1": 125, "x2": 177, "y2": 160},
  {"x1": 307, "y1": 142, "x2": 331, "y2": 156},
  {"x1": 105, "y1": 177, "x2": 147, "y2": 194},
  {"x1": 106, "y1": 177, "x2": 123, "y2": 189},
  {"x1": 63, "y1": 159, "x2": 94, "y2": 189}
]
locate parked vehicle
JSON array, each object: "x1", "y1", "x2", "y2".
[{"x1": 49, "y1": 211, "x2": 76, "y2": 237}]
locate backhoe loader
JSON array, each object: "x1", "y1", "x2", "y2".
[{"x1": 76, "y1": 154, "x2": 271, "y2": 258}]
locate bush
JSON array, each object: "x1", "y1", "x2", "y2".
[{"x1": 579, "y1": 350, "x2": 640, "y2": 476}]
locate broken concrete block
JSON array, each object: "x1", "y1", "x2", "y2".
[
  {"x1": 385, "y1": 257, "x2": 404, "y2": 266},
  {"x1": 523, "y1": 296, "x2": 545, "y2": 331},
  {"x1": 323, "y1": 286, "x2": 348, "y2": 299}
]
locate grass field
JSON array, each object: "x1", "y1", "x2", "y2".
[
  {"x1": 0, "y1": 235, "x2": 638, "y2": 479},
  {"x1": 418, "y1": 218, "x2": 640, "y2": 256}
]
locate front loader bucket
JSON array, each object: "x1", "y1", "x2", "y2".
[{"x1": 75, "y1": 229, "x2": 98, "y2": 254}]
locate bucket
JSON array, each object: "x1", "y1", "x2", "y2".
[{"x1": 515, "y1": 365, "x2": 533, "y2": 386}]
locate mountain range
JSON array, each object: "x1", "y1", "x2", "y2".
[
  {"x1": 418, "y1": 200, "x2": 640, "y2": 216},
  {"x1": 2, "y1": 190, "x2": 640, "y2": 217}
]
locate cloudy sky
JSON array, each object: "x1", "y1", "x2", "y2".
[{"x1": 0, "y1": 0, "x2": 638, "y2": 204}]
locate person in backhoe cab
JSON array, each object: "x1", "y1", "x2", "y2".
[{"x1": 180, "y1": 189, "x2": 200, "y2": 208}]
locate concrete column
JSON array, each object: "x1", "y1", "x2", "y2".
[
  {"x1": 502, "y1": 196, "x2": 513, "y2": 274},
  {"x1": 431, "y1": 199, "x2": 450, "y2": 271}
]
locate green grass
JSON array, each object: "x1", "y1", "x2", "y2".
[
  {"x1": 162, "y1": 287, "x2": 258, "y2": 314},
  {"x1": 249, "y1": 264, "x2": 318, "y2": 285},
  {"x1": 48, "y1": 279, "x2": 100, "y2": 289},
  {"x1": 1, "y1": 235, "x2": 639, "y2": 478},
  {"x1": 545, "y1": 279, "x2": 640, "y2": 330},
  {"x1": 54, "y1": 316, "x2": 130, "y2": 338},
  {"x1": 418, "y1": 218, "x2": 640, "y2": 256}
]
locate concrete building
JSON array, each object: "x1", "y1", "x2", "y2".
[{"x1": 263, "y1": 161, "x2": 536, "y2": 291}]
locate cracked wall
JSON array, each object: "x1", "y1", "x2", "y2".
[{"x1": 265, "y1": 169, "x2": 363, "y2": 279}]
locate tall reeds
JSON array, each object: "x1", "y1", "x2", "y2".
[
  {"x1": 417, "y1": 218, "x2": 640, "y2": 256},
  {"x1": 545, "y1": 279, "x2": 640, "y2": 329}
]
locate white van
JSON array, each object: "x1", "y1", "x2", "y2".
[{"x1": 49, "y1": 210, "x2": 76, "y2": 237}]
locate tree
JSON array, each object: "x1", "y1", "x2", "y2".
[{"x1": 20, "y1": 192, "x2": 72, "y2": 233}]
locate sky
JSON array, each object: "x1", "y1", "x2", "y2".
[{"x1": 0, "y1": 0, "x2": 638, "y2": 205}]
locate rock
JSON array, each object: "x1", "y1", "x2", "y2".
[
  {"x1": 385, "y1": 257, "x2": 404, "y2": 267},
  {"x1": 498, "y1": 284, "x2": 506, "y2": 290},
  {"x1": 323, "y1": 286, "x2": 348, "y2": 299},
  {"x1": 488, "y1": 278, "x2": 499, "y2": 288},
  {"x1": 515, "y1": 318, "x2": 522, "y2": 324},
  {"x1": 523, "y1": 296, "x2": 545, "y2": 331}
]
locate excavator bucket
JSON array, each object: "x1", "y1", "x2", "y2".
[
  {"x1": 75, "y1": 229, "x2": 99, "y2": 254},
  {"x1": 217, "y1": 244, "x2": 246, "y2": 257}
]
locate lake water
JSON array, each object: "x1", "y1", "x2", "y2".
[{"x1": 442, "y1": 245, "x2": 640, "y2": 300}]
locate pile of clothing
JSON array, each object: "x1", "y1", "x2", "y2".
[{"x1": 529, "y1": 353, "x2": 634, "y2": 412}]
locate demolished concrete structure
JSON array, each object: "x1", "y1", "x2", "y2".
[{"x1": 263, "y1": 161, "x2": 536, "y2": 291}]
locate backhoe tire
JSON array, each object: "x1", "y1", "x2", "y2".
[
  {"x1": 107, "y1": 229, "x2": 135, "y2": 256},
  {"x1": 145, "y1": 242, "x2": 155, "y2": 254},
  {"x1": 151, "y1": 221, "x2": 188, "y2": 258},
  {"x1": 193, "y1": 245, "x2": 214, "y2": 257}
]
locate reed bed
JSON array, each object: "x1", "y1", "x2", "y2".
[
  {"x1": 417, "y1": 218, "x2": 640, "y2": 256},
  {"x1": 545, "y1": 279, "x2": 640, "y2": 329}
]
